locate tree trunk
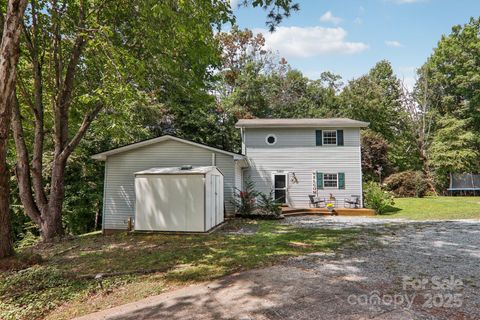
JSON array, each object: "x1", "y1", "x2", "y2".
[
  {"x1": 0, "y1": 0, "x2": 28, "y2": 258},
  {"x1": 42, "y1": 160, "x2": 66, "y2": 240},
  {"x1": 417, "y1": 138, "x2": 437, "y2": 195}
]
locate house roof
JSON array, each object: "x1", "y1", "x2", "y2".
[
  {"x1": 91, "y1": 135, "x2": 245, "y2": 161},
  {"x1": 135, "y1": 166, "x2": 222, "y2": 175},
  {"x1": 235, "y1": 118, "x2": 369, "y2": 128}
]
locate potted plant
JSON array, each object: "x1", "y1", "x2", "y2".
[{"x1": 326, "y1": 202, "x2": 335, "y2": 215}]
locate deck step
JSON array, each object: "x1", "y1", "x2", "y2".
[{"x1": 281, "y1": 207, "x2": 376, "y2": 216}]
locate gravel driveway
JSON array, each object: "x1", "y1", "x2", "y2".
[{"x1": 77, "y1": 216, "x2": 480, "y2": 320}]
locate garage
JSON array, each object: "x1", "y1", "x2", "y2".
[{"x1": 134, "y1": 166, "x2": 224, "y2": 232}]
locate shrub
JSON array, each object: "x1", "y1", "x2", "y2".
[
  {"x1": 232, "y1": 178, "x2": 259, "y2": 215},
  {"x1": 363, "y1": 181, "x2": 394, "y2": 214},
  {"x1": 384, "y1": 170, "x2": 428, "y2": 197},
  {"x1": 232, "y1": 179, "x2": 283, "y2": 219},
  {"x1": 256, "y1": 191, "x2": 282, "y2": 218}
]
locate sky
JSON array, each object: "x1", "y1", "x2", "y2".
[{"x1": 230, "y1": 0, "x2": 480, "y2": 89}]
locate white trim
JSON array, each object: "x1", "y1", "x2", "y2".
[
  {"x1": 271, "y1": 171, "x2": 288, "y2": 204},
  {"x1": 322, "y1": 130, "x2": 338, "y2": 146},
  {"x1": 92, "y1": 135, "x2": 246, "y2": 161},
  {"x1": 265, "y1": 134, "x2": 277, "y2": 145},
  {"x1": 235, "y1": 118, "x2": 370, "y2": 128},
  {"x1": 358, "y1": 145, "x2": 363, "y2": 207},
  {"x1": 101, "y1": 160, "x2": 108, "y2": 231},
  {"x1": 323, "y1": 173, "x2": 338, "y2": 189}
]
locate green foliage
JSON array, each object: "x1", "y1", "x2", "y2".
[
  {"x1": 363, "y1": 181, "x2": 395, "y2": 214},
  {"x1": 232, "y1": 179, "x2": 282, "y2": 218},
  {"x1": 421, "y1": 17, "x2": 480, "y2": 132},
  {"x1": 340, "y1": 60, "x2": 407, "y2": 142},
  {"x1": 361, "y1": 130, "x2": 390, "y2": 181},
  {"x1": 0, "y1": 266, "x2": 93, "y2": 320},
  {"x1": 232, "y1": 178, "x2": 260, "y2": 215},
  {"x1": 384, "y1": 171, "x2": 428, "y2": 198},
  {"x1": 256, "y1": 191, "x2": 282, "y2": 217},
  {"x1": 429, "y1": 116, "x2": 480, "y2": 179},
  {"x1": 242, "y1": 0, "x2": 300, "y2": 32}
]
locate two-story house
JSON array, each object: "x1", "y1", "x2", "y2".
[
  {"x1": 236, "y1": 118, "x2": 369, "y2": 208},
  {"x1": 93, "y1": 118, "x2": 368, "y2": 233}
]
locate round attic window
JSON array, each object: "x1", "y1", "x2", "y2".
[{"x1": 266, "y1": 134, "x2": 277, "y2": 145}]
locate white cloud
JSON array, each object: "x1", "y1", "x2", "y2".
[
  {"x1": 353, "y1": 17, "x2": 363, "y2": 25},
  {"x1": 385, "y1": 40, "x2": 403, "y2": 47},
  {"x1": 320, "y1": 11, "x2": 343, "y2": 25},
  {"x1": 257, "y1": 26, "x2": 368, "y2": 58},
  {"x1": 229, "y1": 0, "x2": 240, "y2": 9}
]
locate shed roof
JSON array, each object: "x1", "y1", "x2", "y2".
[
  {"x1": 135, "y1": 166, "x2": 221, "y2": 175},
  {"x1": 235, "y1": 118, "x2": 369, "y2": 128},
  {"x1": 91, "y1": 135, "x2": 245, "y2": 161}
]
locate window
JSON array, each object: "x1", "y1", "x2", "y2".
[
  {"x1": 266, "y1": 134, "x2": 277, "y2": 145},
  {"x1": 323, "y1": 173, "x2": 338, "y2": 188},
  {"x1": 323, "y1": 130, "x2": 337, "y2": 145}
]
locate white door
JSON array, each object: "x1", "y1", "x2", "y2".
[{"x1": 272, "y1": 173, "x2": 287, "y2": 204}]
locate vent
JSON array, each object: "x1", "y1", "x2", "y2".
[{"x1": 180, "y1": 165, "x2": 193, "y2": 170}]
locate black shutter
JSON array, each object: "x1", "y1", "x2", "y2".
[
  {"x1": 337, "y1": 130, "x2": 344, "y2": 146},
  {"x1": 316, "y1": 130, "x2": 322, "y2": 146}
]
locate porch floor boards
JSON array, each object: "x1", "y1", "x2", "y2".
[{"x1": 281, "y1": 207, "x2": 376, "y2": 216}]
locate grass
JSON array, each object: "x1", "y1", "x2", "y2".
[
  {"x1": 0, "y1": 219, "x2": 358, "y2": 320},
  {"x1": 378, "y1": 196, "x2": 480, "y2": 220}
]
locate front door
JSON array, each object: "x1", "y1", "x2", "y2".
[{"x1": 273, "y1": 173, "x2": 287, "y2": 204}]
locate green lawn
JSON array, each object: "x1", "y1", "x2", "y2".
[
  {"x1": 379, "y1": 196, "x2": 480, "y2": 220},
  {"x1": 0, "y1": 219, "x2": 358, "y2": 320}
]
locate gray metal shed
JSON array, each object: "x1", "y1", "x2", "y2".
[{"x1": 134, "y1": 166, "x2": 224, "y2": 232}]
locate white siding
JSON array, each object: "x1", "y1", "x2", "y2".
[
  {"x1": 245, "y1": 127, "x2": 360, "y2": 148},
  {"x1": 234, "y1": 162, "x2": 242, "y2": 192},
  {"x1": 103, "y1": 139, "x2": 236, "y2": 230},
  {"x1": 244, "y1": 127, "x2": 363, "y2": 207}
]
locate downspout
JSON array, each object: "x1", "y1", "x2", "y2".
[{"x1": 211, "y1": 153, "x2": 216, "y2": 166}]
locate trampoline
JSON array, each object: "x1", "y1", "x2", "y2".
[{"x1": 448, "y1": 173, "x2": 480, "y2": 195}]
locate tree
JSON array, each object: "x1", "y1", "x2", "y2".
[
  {"x1": 11, "y1": 0, "x2": 233, "y2": 241},
  {"x1": 340, "y1": 60, "x2": 406, "y2": 142},
  {"x1": 401, "y1": 67, "x2": 437, "y2": 192},
  {"x1": 239, "y1": 0, "x2": 300, "y2": 32},
  {"x1": 0, "y1": 0, "x2": 28, "y2": 258},
  {"x1": 216, "y1": 27, "x2": 271, "y2": 95},
  {"x1": 361, "y1": 130, "x2": 390, "y2": 182},
  {"x1": 429, "y1": 116, "x2": 480, "y2": 188},
  {"x1": 413, "y1": 17, "x2": 480, "y2": 192},
  {"x1": 10, "y1": 0, "x2": 300, "y2": 241},
  {"x1": 422, "y1": 18, "x2": 480, "y2": 134}
]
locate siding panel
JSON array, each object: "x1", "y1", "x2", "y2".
[
  {"x1": 103, "y1": 139, "x2": 236, "y2": 230},
  {"x1": 245, "y1": 128, "x2": 360, "y2": 149},
  {"x1": 244, "y1": 127, "x2": 363, "y2": 207}
]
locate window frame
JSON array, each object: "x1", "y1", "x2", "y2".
[
  {"x1": 322, "y1": 130, "x2": 338, "y2": 146},
  {"x1": 265, "y1": 134, "x2": 277, "y2": 145},
  {"x1": 323, "y1": 173, "x2": 338, "y2": 188}
]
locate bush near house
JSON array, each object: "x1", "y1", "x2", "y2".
[
  {"x1": 232, "y1": 178, "x2": 283, "y2": 218},
  {"x1": 384, "y1": 170, "x2": 428, "y2": 197},
  {"x1": 363, "y1": 181, "x2": 395, "y2": 214}
]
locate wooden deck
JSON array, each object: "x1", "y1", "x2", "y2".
[{"x1": 281, "y1": 207, "x2": 376, "y2": 217}]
